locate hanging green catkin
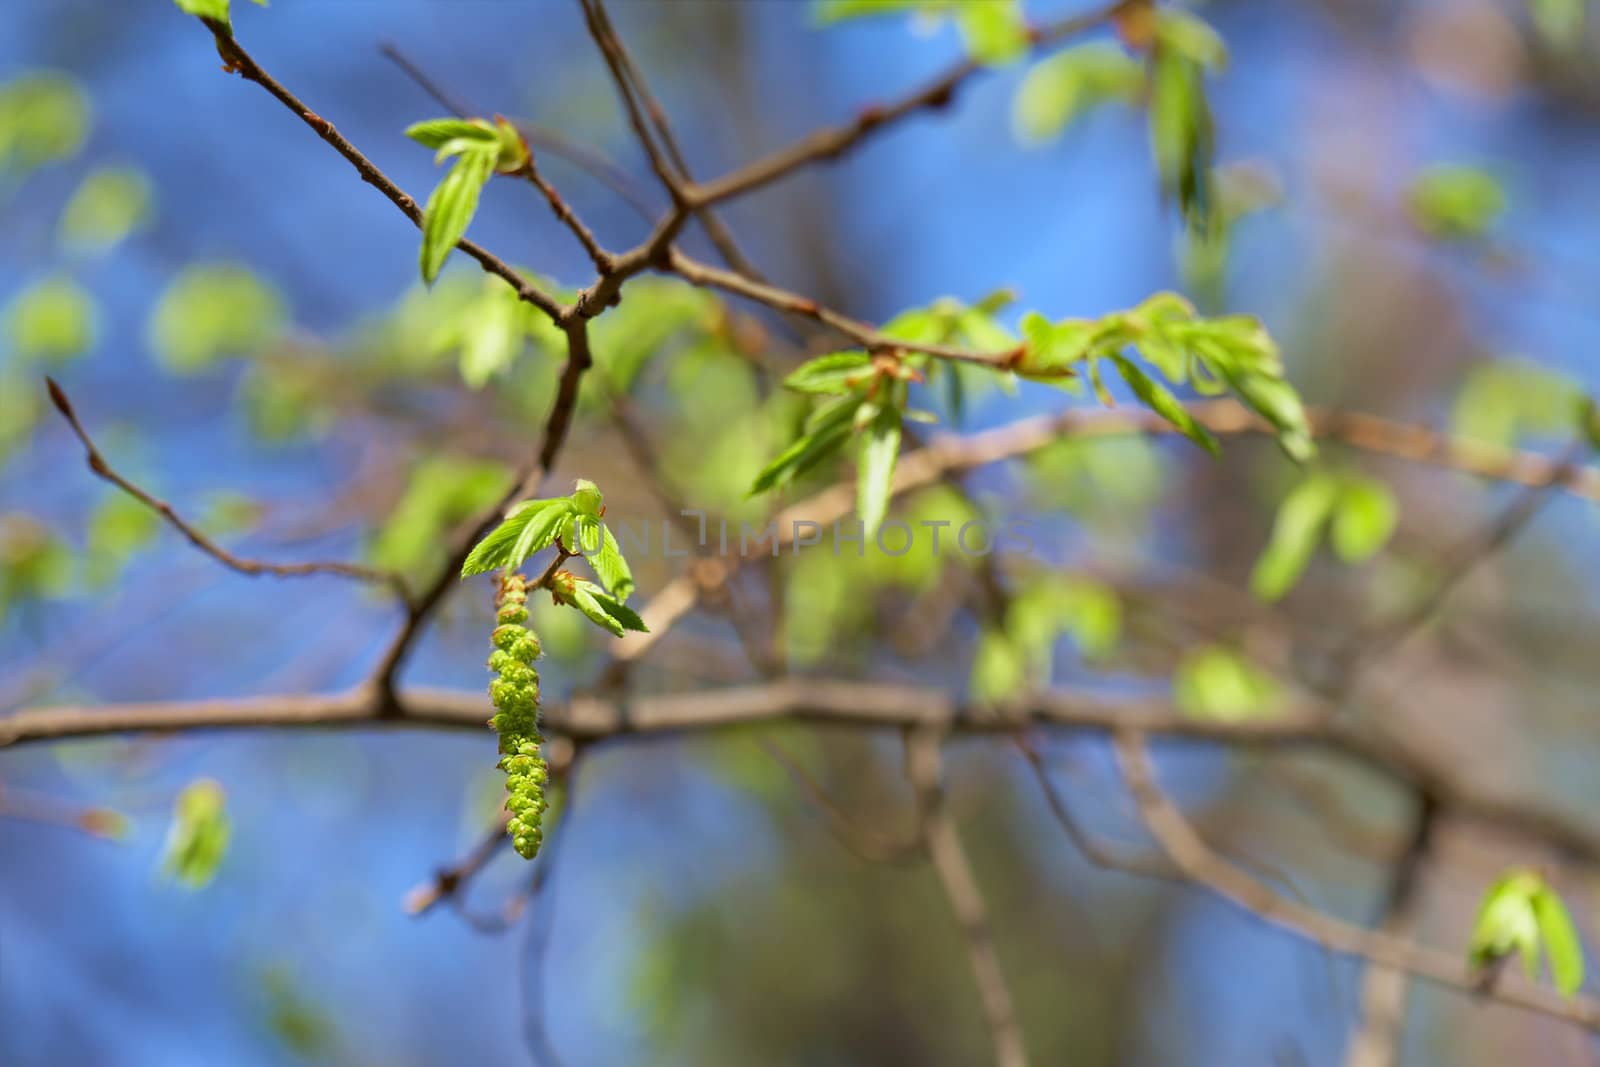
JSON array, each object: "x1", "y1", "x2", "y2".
[{"x1": 488, "y1": 573, "x2": 548, "y2": 859}]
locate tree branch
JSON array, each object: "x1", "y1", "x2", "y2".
[
  {"x1": 1112, "y1": 730, "x2": 1600, "y2": 1035},
  {"x1": 45, "y1": 378, "x2": 410, "y2": 602}
]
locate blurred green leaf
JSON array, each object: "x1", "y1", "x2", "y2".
[
  {"x1": 1470, "y1": 869, "x2": 1546, "y2": 980},
  {"x1": 785, "y1": 352, "x2": 873, "y2": 395},
  {"x1": 971, "y1": 628, "x2": 1028, "y2": 703},
  {"x1": 1407, "y1": 166, "x2": 1506, "y2": 242},
  {"x1": 1112, "y1": 353, "x2": 1218, "y2": 455},
  {"x1": 1174, "y1": 645, "x2": 1281, "y2": 721},
  {"x1": 85, "y1": 492, "x2": 161, "y2": 587},
  {"x1": 0, "y1": 514, "x2": 73, "y2": 621},
  {"x1": 259, "y1": 967, "x2": 339, "y2": 1058},
  {"x1": 1533, "y1": 883, "x2": 1586, "y2": 996},
  {"x1": 957, "y1": 1, "x2": 1027, "y2": 65},
  {"x1": 1013, "y1": 43, "x2": 1144, "y2": 145},
  {"x1": 161, "y1": 778, "x2": 230, "y2": 890},
  {"x1": 58, "y1": 167, "x2": 154, "y2": 253},
  {"x1": 0, "y1": 71, "x2": 89, "y2": 178},
  {"x1": 148, "y1": 263, "x2": 285, "y2": 373},
  {"x1": 1453, "y1": 359, "x2": 1583, "y2": 448},
  {"x1": 369, "y1": 456, "x2": 511, "y2": 577},
  {"x1": 1331, "y1": 476, "x2": 1398, "y2": 564},
  {"x1": 3, "y1": 275, "x2": 97, "y2": 365},
  {"x1": 1250, "y1": 473, "x2": 1339, "y2": 601},
  {"x1": 857, "y1": 405, "x2": 902, "y2": 537},
  {"x1": 1528, "y1": 0, "x2": 1585, "y2": 49},
  {"x1": 750, "y1": 393, "x2": 861, "y2": 496}
]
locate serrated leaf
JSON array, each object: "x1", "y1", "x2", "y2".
[
  {"x1": 418, "y1": 142, "x2": 497, "y2": 285},
  {"x1": 1250, "y1": 474, "x2": 1339, "y2": 601},
  {"x1": 1112, "y1": 354, "x2": 1219, "y2": 455},
  {"x1": 1331, "y1": 477, "x2": 1398, "y2": 564},
  {"x1": 587, "y1": 523, "x2": 634, "y2": 601},
  {"x1": 784, "y1": 351, "x2": 873, "y2": 395},
  {"x1": 589, "y1": 586, "x2": 648, "y2": 633},
  {"x1": 857, "y1": 405, "x2": 902, "y2": 536},
  {"x1": 460, "y1": 499, "x2": 567, "y2": 577}
]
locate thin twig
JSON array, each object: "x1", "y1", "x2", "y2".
[
  {"x1": 1112, "y1": 730, "x2": 1600, "y2": 1033},
  {"x1": 687, "y1": 0, "x2": 1132, "y2": 208},
  {"x1": 202, "y1": 20, "x2": 566, "y2": 323},
  {"x1": 46, "y1": 379, "x2": 409, "y2": 601},
  {"x1": 912, "y1": 727, "x2": 1030, "y2": 1067}
]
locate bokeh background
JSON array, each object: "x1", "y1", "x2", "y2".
[{"x1": 5, "y1": 1, "x2": 1600, "y2": 1064}]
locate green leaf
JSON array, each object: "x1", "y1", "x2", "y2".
[
  {"x1": 957, "y1": 0, "x2": 1027, "y2": 65},
  {"x1": 750, "y1": 394, "x2": 861, "y2": 496},
  {"x1": 857, "y1": 405, "x2": 902, "y2": 536},
  {"x1": 589, "y1": 586, "x2": 648, "y2": 633},
  {"x1": 1331, "y1": 477, "x2": 1398, "y2": 564},
  {"x1": 371, "y1": 457, "x2": 510, "y2": 576},
  {"x1": 1012, "y1": 43, "x2": 1144, "y2": 145},
  {"x1": 3, "y1": 276, "x2": 97, "y2": 365},
  {"x1": 162, "y1": 779, "x2": 230, "y2": 890},
  {"x1": 1250, "y1": 473, "x2": 1339, "y2": 601},
  {"x1": 86, "y1": 492, "x2": 161, "y2": 587},
  {"x1": 1529, "y1": 0, "x2": 1584, "y2": 49},
  {"x1": 1111, "y1": 354, "x2": 1219, "y2": 455},
  {"x1": 405, "y1": 118, "x2": 498, "y2": 152},
  {"x1": 1148, "y1": 46, "x2": 1216, "y2": 232},
  {"x1": 459, "y1": 499, "x2": 568, "y2": 577},
  {"x1": 147, "y1": 263, "x2": 285, "y2": 373},
  {"x1": 970, "y1": 629, "x2": 1027, "y2": 703},
  {"x1": 58, "y1": 167, "x2": 154, "y2": 253},
  {"x1": 1154, "y1": 9, "x2": 1229, "y2": 70},
  {"x1": 418, "y1": 142, "x2": 497, "y2": 285},
  {"x1": 571, "y1": 478, "x2": 604, "y2": 517},
  {"x1": 1470, "y1": 870, "x2": 1544, "y2": 978},
  {"x1": 173, "y1": 0, "x2": 232, "y2": 22},
  {"x1": 587, "y1": 523, "x2": 635, "y2": 601},
  {"x1": 1016, "y1": 312, "x2": 1096, "y2": 381},
  {"x1": 1407, "y1": 166, "x2": 1506, "y2": 242},
  {"x1": 565, "y1": 580, "x2": 637, "y2": 637},
  {"x1": 1174, "y1": 645, "x2": 1281, "y2": 722},
  {"x1": 1453, "y1": 359, "x2": 1582, "y2": 447},
  {"x1": 1532, "y1": 885, "x2": 1586, "y2": 996},
  {"x1": 784, "y1": 351, "x2": 873, "y2": 395},
  {"x1": 0, "y1": 72, "x2": 89, "y2": 178}
]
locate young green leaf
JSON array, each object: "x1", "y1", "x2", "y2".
[
  {"x1": 1407, "y1": 165, "x2": 1506, "y2": 243},
  {"x1": 1250, "y1": 474, "x2": 1339, "y2": 601},
  {"x1": 460, "y1": 498, "x2": 567, "y2": 577},
  {"x1": 405, "y1": 118, "x2": 498, "y2": 152},
  {"x1": 561, "y1": 578, "x2": 648, "y2": 637},
  {"x1": 1470, "y1": 870, "x2": 1545, "y2": 979},
  {"x1": 750, "y1": 395, "x2": 861, "y2": 496},
  {"x1": 587, "y1": 523, "x2": 635, "y2": 601},
  {"x1": 1012, "y1": 43, "x2": 1144, "y2": 145},
  {"x1": 957, "y1": 0, "x2": 1027, "y2": 65},
  {"x1": 1174, "y1": 645, "x2": 1281, "y2": 721},
  {"x1": 58, "y1": 167, "x2": 154, "y2": 253},
  {"x1": 1111, "y1": 354, "x2": 1220, "y2": 455},
  {"x1": 1532, "y1": 884, "x2": 1586, "y2": 997},
  {"x1": 162, "y1": 779, "x2": 230, "y2": 890},
  {"x1": 857, "y1": 406, "x2": 902, "y2": 536},
  {"x1": 783, "y1": 351, "x2": 873, "y2": 395},
  {"x1": 171, "y1": 0, "x2": 265, "y2": 29},
  {"x1": 1331, "y1": 477, "x2": 1398, "y2": 564},
  {"x1": 589, "y1": 586, "x2": 648, "y2": 633},
  {"x1": 418, "y1": 141, "x2": 497, "y2": 285}
]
